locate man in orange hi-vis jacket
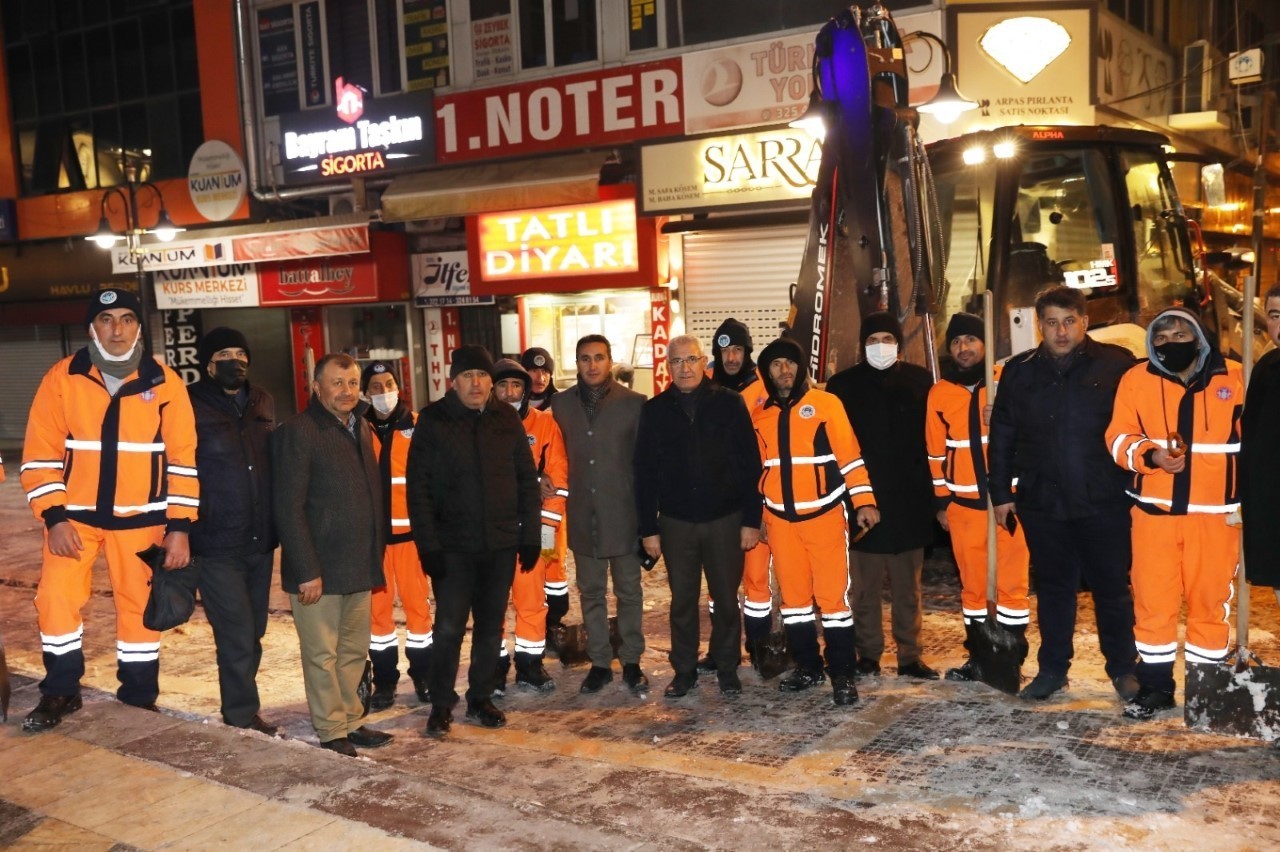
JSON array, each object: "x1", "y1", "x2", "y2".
[
  {"x1": 1106, "y1": 307, "x2": 1243, "y2": 720},
  {"x1": 20, "y1": 288, "x2": 198, "y2": 732},
  {"x1": 493, "y1": 358, "x2": 568, "y2": 694},
  {"x1": 703, "y1": 317, "x2": 775, "y2": 674},
  {"x1": 753, "y1": 336, "x2": 879, "y2": 707},
  {"x1": 362, "y1": 361, "x2": 433, "y2": 711},
  {"x1": 925, "y1": 313, "x2": 1030, "y2": 681}
]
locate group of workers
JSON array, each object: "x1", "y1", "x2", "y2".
[{"x1": 11, "y1": 282, "x2": 1280, "y2": 753}]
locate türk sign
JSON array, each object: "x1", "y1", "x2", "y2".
[{"x1": 278, "y1": 79, "x2": 436, "y2": 184}]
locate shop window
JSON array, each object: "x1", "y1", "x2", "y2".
[
  {"x1": 524, "y1": 290, "x2": 650, "y2": 387},
  {"x1": 518, "y1": 0, "x2": 596, "y2": 70},
  {"x1": 325, "y1": 303, "x2": 416, "y2": 403}
]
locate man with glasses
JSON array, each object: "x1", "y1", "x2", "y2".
[{"x1": 635, "y1": 335, "x2": 762, "y2": 697}]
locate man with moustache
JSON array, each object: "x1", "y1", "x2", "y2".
[
  {"x1": 273, "y1": 353, "x2": 392, "y2": 756},
  {"x1": 407, "y1": 346, "x2": 542, "y2": 735},
  {"x1": 190, "y1": 327, "x2": 278, "y2": 735}
]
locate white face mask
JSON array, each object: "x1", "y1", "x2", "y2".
[
  {"x1": 89, "y1": 324, "x2": 142, "y2": 362},
  {"x1": 370, "y1": 391, "x2": 399, "y2": 415},
  {"x1": 865, "y1": 342, "x2": 899, "y2": 370},
  {"x1": 508, "y1": 400, "x2": 522, "y2": 412}
]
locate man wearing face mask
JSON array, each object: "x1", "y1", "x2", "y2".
[
  {"x1": 519, "y1": 348, "x2": 571, "y2": 636},
  {"x1": 361, "y1": 361, "x2": 434, "y2": 711},
  {"x1": 491, "y1": 358, "x2": 568, "y2": 694},
  {"x1": 826, "y1": 313, "x2": 939, "y2": 681},
  {"x1": 1106, "y1": 308, "x2": 1243, "y2": 720},
  {"x1": 189, "y1": 327, "x2": 278, "y2": 735},
  {"x1": 21, "y1": 288, "x2": 198, "y2": 732}
]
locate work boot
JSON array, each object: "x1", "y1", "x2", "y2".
[
  {"x1": 579, "y1": 666, "x2": 614, "y2": 694},
  {"x1": 425, "y1": 705, "x2": 452, "y2": 737},
  {"x1": 696, "y1": 654, "x2": 717, "y2": 675},
  {"x1": 23, "y1": 694, "x2": 84, "y2": 733},
  {"x1": 465, "y1": 696, "x2": 507, "y2": 728},
  {"x1": 369, "y1": 683, "x2": 396, "y2": 712},
  {"x1": 412, "y1": 677, "x2": 432, "y2": 704},
  {"x1": 854, "y1": 657, "x2": 881, "y2": 679},
  {"x1": 945, "y1": 659, "x2": 978, "y2": 682},
  {"x1": 1122, "y1": 686, "x2": 1176, "y2": 720},
  {"x1": 1019, "y1": 671, "x2": 1069, "y2": 701},
  {"x1": 493, "y1": 654, "x2": 511, "y2": 699},
  {"x1": 897, "y1": 660, "x2": 940, "y2": 680},
  {"x1": 717, "y1": 669, "x2": 742, "y2": 696},
  {"x1": 514, "y1": 652, "x2": 556, "y2": 692},
  {"x1": 622, "y1": 663, "x2": 649, "y2": 693},
  {"x1": 744, "y1": 639, "x2": 760, "y2": 672},
  {"x1": 831, "y1": 674, "x2": 859, "y2": 707},
  {"x1": 664, "y1": 671, "x2": 697, "y2": 698},
  {"x1": 779, "y1": 668, "x2": 826, "y2": 692},
  {"x1": 1112, "y1": 673, "x2": 1141, "y2": 702}
]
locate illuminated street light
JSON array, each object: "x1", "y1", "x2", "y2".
[{"x1": 909, "y1": 31, "x2": 979, "y2": 124}]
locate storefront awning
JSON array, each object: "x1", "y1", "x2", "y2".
[{"x1": 380, "y1": 152, "x2": 605, "y2": 222}]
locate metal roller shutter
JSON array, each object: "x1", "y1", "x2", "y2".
[
  {"x1": 0, "y1": 326, "x2": 69, "y2": 446},
  {"x1": 681, "y1": 224, "x2": 807, "y2": 350}
]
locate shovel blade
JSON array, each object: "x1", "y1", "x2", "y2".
[
  {"x1": 971, "y1": 620, "x2": 1022, "y2": 695},
  {"x1": 1185, "y1": 657, "x2": 1280, "y2": 741},
  {"x1": 753, "y1": 630, "x2": 793, "y2": 681}
]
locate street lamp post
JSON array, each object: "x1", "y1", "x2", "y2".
[{"x1": 85, "y1": 150, "x2": 184, "y2": 317}]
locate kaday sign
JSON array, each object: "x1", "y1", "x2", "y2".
[{"x1": 278, "y1": 79, "x2": 436, "y2": 184}]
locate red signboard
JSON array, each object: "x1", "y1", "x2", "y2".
[
  {"x1": 289, "y1": 306, "x2": 323, "y2": 411},
  {"x1": 232, "y1": 223, "x2": 370, "y2": 263},
  {"x1": 259, "y1": 254, "x2": 378, "y2": 305},
  {"x1": 433, "y1": 58, "x2": 683, "y2": 163},
  {"x1": 650, "y1": 288, "x2": 672, "y2": 393}
]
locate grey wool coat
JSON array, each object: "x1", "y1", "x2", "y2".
[
  {"x1": 551, "y1": 380, "x2": 645, "y2": 558},
  {"x1": 272, "y1": 397, "x2": 386, "y2": 595}
]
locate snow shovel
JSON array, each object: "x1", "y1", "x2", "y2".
[
  {"x1": 969, "y1": 291, "x2": 1022, "y2": 695},
  {"x1": 1184, "y1": 257, "x2": 1280, "y2": 739},
  {"x1": 0, "y1": 631, "x2": 10, "y2": 723}
]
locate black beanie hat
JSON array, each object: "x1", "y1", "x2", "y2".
[
  {"x1": 945, "y1": 312, "x2": 985, "y2": 346},
  {"x1": 758, "y1": 336, "x2": 806, "y2": 372},
  {"x1": 450, "y1": 344, "x2": 495, "y2": 379},
  {"x1": 520, "y1": 347, "x2": 554, "y2": 373},
  {"x1": 712, "y1": 318, "x2": 753, "y2": 355},
  {"x1": 85, "y1": 288, "x2": 143, "y2": 329},
  {"x1": 860, "y1": 311, "x2": 903, "y2": 346},
  {"x1": 198, "y1": 327, "x2": 251, "y2": 368},
  {"x1": 492, "y1": 358, "x2": 530, "y2": 387},
  {"x1": 360, "y1": 359, "x2": 396, "y2": 391}
]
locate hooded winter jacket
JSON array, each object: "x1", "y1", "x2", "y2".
[
  {"x1": 1106, "y1": 308, "x2": 1243, "y2": 515},
  {"x1": 753, "y1": 338, "x2": 875, "y2": 521}
]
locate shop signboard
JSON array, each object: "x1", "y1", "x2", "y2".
[
  {"x1": 278, "y1": 84, "x2": 436, "y2": 184},
  {"x1": 299, "y1": 1, "x2": 325, "y2": 107},
  {"x1": 259, "y1": 254, "x2": 378, "y2": 306},
  {"x1": 475, "y1": 199, "x2": 640, "y2": 282},
  {"x1": 258, "y1": 4, "x2": 300, "y2": 116},
  {"x1": 471, "y1": 14, "x2": 513, "y2": 81},
  {"x1": 434, "y1": 58, "x2": 682, "y2": 164},
  {"x1": 154, "y1": 264, "x2": 260, "y2": 310},
  {"x1": 289, "y1": 307, "x2": 323, "y2": 411},
  {"x1": 187, "y1": 140, "x2": 248, "y2": 223},
  {"x1": 411, "y1": 250, "x2": 494, "y2": 306},
  {"x1": 162, "y1": 309, "x2": 203, "y2": 385},
  {"x1": 639, "y1": 126, "x2": 821, "y2": 214},
  {"x1": 423, "y1": 306, "x2": 462, "y2": 401},
  {"x1": 111, "y1": 237, "x2": 235, "y2": 275},
  {"x1": 113, "y1": 224, "x2": 370, "y2": 274},
  {"x1": 681, "y1": 33, "x2": 814, "y2": 134},
  {"x1": 649, "y1": 288, "x2": 671, "y2": 393}
]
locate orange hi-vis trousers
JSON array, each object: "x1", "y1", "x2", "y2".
[
  {"x1": 35, "y1": 520, "x2": 165, "y2": 705},
  {"x1": 1131, "y1": 508, "x2": 1238, "y2": 672},
  {"x1": 764, "y1": 508, "x2": 854, "y2": 674},
  {"x1": 542, "y1": 521, "x2": 569, "y2": 625},
  {"x1": 369, "y1": 541, "x2": 434, "y2": 686},
  {"x1": 503, "y1": 553, "x2": 550, "y2": 659},
  {"x1": 946, "y1": 503, "x2": 1030, "y2": 627},
  {"x1": 741, "y1": 537, "x2": 773, "y2": 639}
]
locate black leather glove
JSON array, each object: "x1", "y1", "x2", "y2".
[
  {"x1": 420, "y1": 550, "x2": 445, "y2": 580},
  {"x1": 518, "y1": 545, "x2": 542, "y2": 573}
]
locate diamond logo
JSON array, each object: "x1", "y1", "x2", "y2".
[{"x1": 979, "y1": 17, "x2": 1071, "y2": 84}]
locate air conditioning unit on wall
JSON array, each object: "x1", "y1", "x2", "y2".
[{"x1": 1183, "y1": 40, "x2": 1226, "y2": 113}]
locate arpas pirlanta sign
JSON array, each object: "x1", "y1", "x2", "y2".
[{"x1": 278, "y1": 79, "x2": 436, "y2": 184}]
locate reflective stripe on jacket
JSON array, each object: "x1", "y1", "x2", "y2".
[
  {"x1": 925, "y1": 365, "x2": 1006, "y2": 511},
  {"x1": 1105, "y1": 357, "x2": 1243, "y2": 515},
  {"x1": 370, "y1": 406, "x2": 417, "y2": 543},
  {"x1": 21, "y1": 349, "x2": 199, "y2": 531},
  {"x1": 523, "y1": 405, "x2": 568, "y2": 529},
  {"x1": 753, "y1": 385, "x2": 874, "y2": 521}
]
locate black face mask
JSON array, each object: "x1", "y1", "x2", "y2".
[
  {"x1": 212, "y1": 358, "x2": 248, "y2": 390},
  {"x1": 1154, "y1": 340, "x2": 1199, "y2": 374}
]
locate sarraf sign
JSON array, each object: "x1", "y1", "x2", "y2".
[
  {"x1": 476, "y1": 200, "x2": 639, "y2": 282},
  {"x1": 278, "y1": 79, "x2": 436, "y2": 184}
]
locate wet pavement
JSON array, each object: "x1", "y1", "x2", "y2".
[{"x1": 2, "y1": 457, "x2": 1279, "y2": 850}]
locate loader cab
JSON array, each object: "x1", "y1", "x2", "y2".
[{"x1": 928, "y1": 126, "x2": 1198, "y2": 360}]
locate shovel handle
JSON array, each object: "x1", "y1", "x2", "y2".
[{"x1": 983, "y1": 291, "x2": 999, "y2": 618}]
